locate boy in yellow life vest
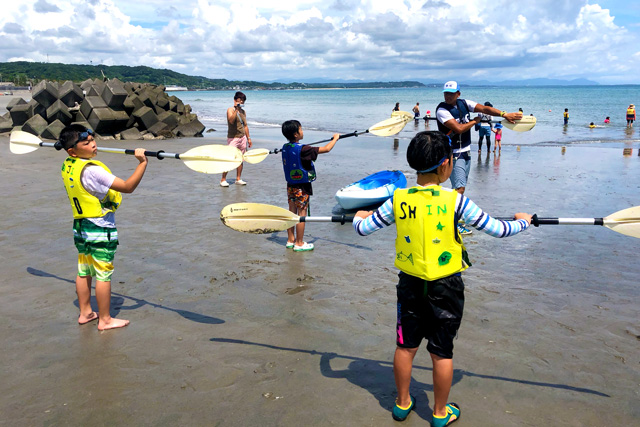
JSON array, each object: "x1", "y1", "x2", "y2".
[
  {"x1": 56, "y1": 124, "x2": 148, "y2": 331},
  {"x1": 353, "y1": 131, "x2": 532, "y2": 426}
]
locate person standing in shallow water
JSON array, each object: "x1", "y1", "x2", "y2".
[
  {"x1": 221, "y1": 91, "x2": 252, "y2": 187},
  {"x1": 626, "y1": 104, "x2": 635, "y2": 128},
  {"x1": 476, "y1": 101, "x2": 493, "y2": 153},
  {"x1": 413, "y1": 102, "x2": 420, "y2": 121}
]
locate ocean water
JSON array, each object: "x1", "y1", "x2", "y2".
[{"x1": 179, "y1": 86, "x2": 640, "y2": 147}]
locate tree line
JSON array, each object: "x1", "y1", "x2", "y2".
[{"x1": 0, "y1": 62, "x2": 424, "y2": 90}]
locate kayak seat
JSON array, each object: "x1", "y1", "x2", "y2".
[{"x1": 359, "y1": 179, "x2": 387, "y2": 190}]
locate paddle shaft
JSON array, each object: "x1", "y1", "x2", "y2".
[
  {"x1": 302, "y1": 214, "x2": 607, "y2": 227},
  {"x1": 270, "y1": 130, "x2": 369, "y2": 154},
  {"x1": 34, "y1": 141, "x2": 180, "y2": 160},
  {"x1": 496, "y1": 214, "x2": 604, "y2": 226},
  {"x1": 424, "y1": 117, "x2": 503, "y2": 125},
  {"x1": 301, "y1": 215, "x2": 354, "y2": 224}
]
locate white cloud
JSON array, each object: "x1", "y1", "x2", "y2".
[{"x1": 0, "y1": 0, "x2": 638, "y2": 83}]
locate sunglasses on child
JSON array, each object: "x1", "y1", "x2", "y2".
[{"x1": 76, "y1": 128, "x2": 94, "y2": 142}]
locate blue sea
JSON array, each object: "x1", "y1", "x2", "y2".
[{"x1": 178, "y1": 85, "x2": 640, "y2": 148}]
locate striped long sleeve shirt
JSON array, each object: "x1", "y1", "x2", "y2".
[{"x1": 353, "y1": 191, "x2": 530, "y2": 237}]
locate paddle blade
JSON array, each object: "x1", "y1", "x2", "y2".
[
  {"x1": 220, "y1": 203, "x2": 300, "y2": 234},
  {"x1": 368, "y1": 116, "x2": 411, "y2": 137},
  {"x1": 604, "y1": 220, "x2": 640, "y2": 239},
  {"x1": 10, "y1": 131, "x2": 42, "y2": 154},
  {"x1": 604, "y1": 206, "x2": 640, "y2": 238},
  {"x1": 605, "y1": 205, "x2": 640, "y2": 221},
  {"x1": 243, "y1": 148, "x2": 270, "y2": 164},
  {"x1": 391, "y1": 110, "x2": 414, "y2": 121},
  {"x1": 501, "y1": 116, "x2": 536, "y2": 132},
  {"x1": 180, "y1": 145, "x2": 243, "y2": 174}
]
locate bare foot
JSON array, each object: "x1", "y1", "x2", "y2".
[
  {"x1": 98, "y1": 318, "x2": 130, "y2": 331},
  {"x1": 78, "y1": 311, "x2": 98, "y2": 325}
]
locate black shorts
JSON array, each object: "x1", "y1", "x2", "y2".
[{"x1": 395, "y1": 272, "x2": 465, "y2": 359}]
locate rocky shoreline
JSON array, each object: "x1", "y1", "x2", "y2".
[{"x1": 0, "y1": 79, "x2": 206, "y2": 141}]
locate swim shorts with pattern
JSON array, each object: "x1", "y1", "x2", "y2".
[
  {"x1": 73, "y1": 219, "x2": 119, "y2": 281},
  {"x1": 287, "y1": 186, "x2": 310, "y2": 210}
]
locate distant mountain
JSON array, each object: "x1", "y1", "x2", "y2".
[
  {"x1": 261, "y1": 77, "x2": 425, "y2": 87},
  {"x1": 0, "y1": 62, "x2": 424, "y2": 90},
  {"x1": 497, "y1": 78, "x2": 599, "y2": 86},
  {"x1": 0, "y1": 61, "x2": 598, "y2": 89},
  {"x1": 421, "y1": 78, "x2": 600, "y2": 87},
  {"x1": 264, "y1": 77, "x2": 368, "y2": 84},
  {"x1": 275, "y1": 77, "x2": 600, "y2": 87}
]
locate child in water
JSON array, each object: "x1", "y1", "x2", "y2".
[
  {"x1": 492, "y1": 123, "x2": 503, "y2": 152},
  {"x1": 604, "y1": 116, "x2": 610, "y2": 124},
  {"x1": 353, "y1": 131, "x2": 532, "y2": 425},
  {"x1": 589, "y1": 122, "x2": 596, "y2": 128}
]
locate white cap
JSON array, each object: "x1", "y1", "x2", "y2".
[{"x1": 443, "y1": 81, "x2": 459, "y2": 93}]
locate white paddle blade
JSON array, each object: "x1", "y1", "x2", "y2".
[
  {"x1": 501, "y1": 116, "x2": 536, "y2": 132},
  {"x1": 10, "y1": 131, "x2": 43, "y2": 154},
  {"x1": 243, "y1": 148, "x2": 270, "y2": 164},
  {"x1": 604, "y1": 206, "x2": 640, "y2": 238},
  {"x1": 604, "y1": 205, "x2": 640, "y2": 221},
  {"x1": 369, "y1": 116, "x2": 411, "y2": 137},
  {"x1": 220, "y1": 203, "x2": 300, "y2": 234},
  {"x1": 180, "y1": 144, "x2": 243, "y2": 174},
  {"x1": 603, "y1": 220, "x2": 640, "y2": 239},
  {"x1": 391, "y1": 110, "x2": 414, "y2": 121}
]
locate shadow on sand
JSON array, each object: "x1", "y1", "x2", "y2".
[
  {"x1": 210, "y1": 337, "x2": 609, "y2": 422},
  {"x1": 27, "y1": 266, "x2": 224, "y2": 325}
]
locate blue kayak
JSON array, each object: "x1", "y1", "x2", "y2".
[{"x1": 335, "y1": 170, "x2": 407, "y2": 210}]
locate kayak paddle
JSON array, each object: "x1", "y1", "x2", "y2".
[
  {"x1": 220, "y1": 203, "x2": 353, "y2": 234},
  {"x1": 422, "y1": 115, "x2": 537, "y2": 132},
  {"x1": 243, "y1": 114, "x2": 414, "y2": 163},
  {"x1": 220, "y1": 202, "x2": 640, "y2": 239},
  {"x1": 9, "y1": 130, "x2": 244, "y2": 174}
]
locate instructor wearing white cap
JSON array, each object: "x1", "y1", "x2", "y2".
[{"x1": 436, "y1": 81, "x2": 521, "y2": 234}]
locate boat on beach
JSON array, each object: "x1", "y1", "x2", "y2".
[{"x1": 335, "y1": 170, "x2": 407, "y2": 210}]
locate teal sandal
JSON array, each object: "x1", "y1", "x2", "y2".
[
  {"x1": 431, "y1": 403, "x2": 460, "y2": 427},
  {"x1": 392, "y1": 395, "x2": 416, "y2": 421}
]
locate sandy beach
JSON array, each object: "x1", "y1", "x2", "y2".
[{"x1": 1, "y1": 126, "x2": 639, "y2": 426}]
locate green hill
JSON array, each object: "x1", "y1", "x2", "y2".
[{"x1": 0, "y1": 61, "x2": 424, "y2": 90}]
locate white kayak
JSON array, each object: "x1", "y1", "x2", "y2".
[{"x1": 335, "y1": 170, "x2": 407, "y2": 210}]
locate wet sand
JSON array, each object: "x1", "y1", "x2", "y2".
[{"x1": 1, "y1": 133, "x2": 639, "y2": 426}]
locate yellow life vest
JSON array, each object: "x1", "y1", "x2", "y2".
[
  {"x1": 393, "y1": 185, "x2": 469, "y2": 281},
  {"x1": 61, "y1": 157, "x2": 122, "y2": 219},
  {"x1": 627, "y1": 108, "x2": 635, "y2": 116}
]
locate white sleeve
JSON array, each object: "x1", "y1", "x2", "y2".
[
  {"x1": 436, "y1": 107, "x2": 453, "y2": 124},
  {"x1": 81, "y1": 165, "x2": 116, "y2": 200},
  {"x1": 466, "y1": 100, "x2": 478, "y2": 111}
]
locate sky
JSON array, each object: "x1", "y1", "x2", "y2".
[{"x1": 1, "y1": 0, "x2": 639, "y2": 84}]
